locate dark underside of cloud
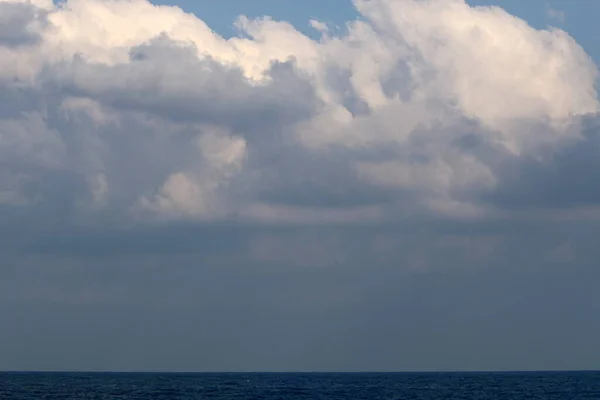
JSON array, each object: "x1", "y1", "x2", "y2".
[
  {"x1": 483, "y1": 115, "x2": 600, "y2": 210},
  {"x1": 0, "y1": 2, "x2": 47, "y2": 48}
]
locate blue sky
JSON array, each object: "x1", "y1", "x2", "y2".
[{"x1": 152, "y1": 0, "x2": 600, "y2": 62}]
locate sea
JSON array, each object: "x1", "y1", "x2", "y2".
[{"x1": 1, "y1": 371, "x2": 599, "y2": 399}]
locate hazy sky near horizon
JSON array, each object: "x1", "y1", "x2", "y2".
[{"x1": 1, "y1": 0, "x2": 600, "y2": 372}]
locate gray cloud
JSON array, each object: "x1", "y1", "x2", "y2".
[
  {"x1": 0, "y1": 0, "x2": 599, "y2": 372},
  {"x1": 483, "y1": 114, "x2": 600, "y2": 210},
  {"x1": 43, "y1": 38, "x2": 318, "y2": 128},
  {"x1": 0, "y1": 2, "x2": 46, "y2": 48}
]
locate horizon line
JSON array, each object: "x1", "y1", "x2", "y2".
[{"x1": 2, "y1": 369, "x2": 599, "y2": 374}]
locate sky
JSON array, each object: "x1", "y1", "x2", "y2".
[{"x1": 0, "y1": 0, "x2": 599, "y2": 372}]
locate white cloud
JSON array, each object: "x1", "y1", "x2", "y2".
[
  {"x1": 0, "y1": 0, "x2": 598, "y2": 226},
  {"x1": 545, "y1": 5, "x2": 565, "y2": 23},
  {"x1": 138, "y1": 129, "x2": 247, "y2": 218},
  {"x1": 352, "y1": 0, "x2": 596, "y2": 149},
  {"x1": 139, "y1": 172, "x2": 212, "y2": 218},
  {"x1": 196, "y1": 129, "x2": 247, "y2": 174},
  {"x1": 309, "y1": 19, "x2": 329, "y2": 33}
]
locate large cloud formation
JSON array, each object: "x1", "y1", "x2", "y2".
[
  {"x1": 2, "y1": 0, "x2": 600, "y2": 372},
  {"x1": 0, "y1": 0, "x2": 597, "y2": 227}
]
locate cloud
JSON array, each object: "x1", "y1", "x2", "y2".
[
  {"x1": 309, "y1": 19, "x2": 329, "y2": 33},
  {"x1": 137, "y1": 129, "x2": 247, "y2": 218},
  {"x1": 0, "y1": 0, "x2": 597, "y2": 229},
  {"x1": 0, "y1": 1, "x2": 48, "y2": 48},
  {"x1": 545, "y1": 5, "x2": 565, "y2": 23},
  {"x1": 3, "y1": 0, "x2": 600, "y2": 372}
]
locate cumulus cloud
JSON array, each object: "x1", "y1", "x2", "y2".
[
  {"x1": 0, "y1": 0, "x2": 598, "y2": 229},
  {"x1": 4, "y1": 0, "x2": 600, "y2": 373},
  {"x1": 0, "y1": 1, "x2": 48, "y2": 47}
]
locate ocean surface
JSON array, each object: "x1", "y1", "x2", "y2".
[{"x1": 1, "y1": 371, "x2": 599, "y2": 399}]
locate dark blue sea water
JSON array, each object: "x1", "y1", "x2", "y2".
[{"x1": 1, "y1": 371, "x2": 599, "y2": 399}]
